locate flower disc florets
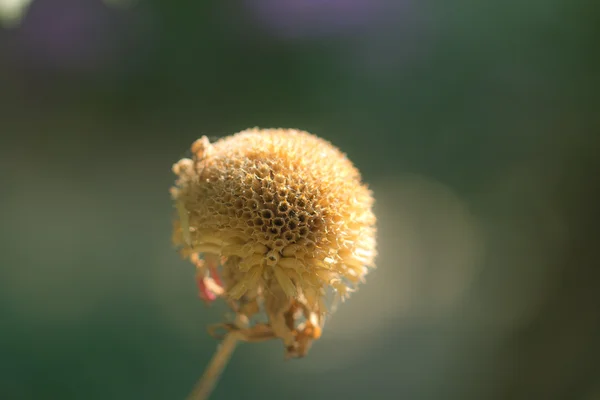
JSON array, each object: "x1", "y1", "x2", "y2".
[{"x1": 171, "y1": 128, "x2": 376, "y2": 357}]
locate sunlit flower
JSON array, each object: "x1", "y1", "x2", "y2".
[{"x1": 171, "y1": 128, "x2": 376, "y2": 357}]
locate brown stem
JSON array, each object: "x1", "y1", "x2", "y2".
[{"x1": 186, "y1": 331, "x2": 241, "y2": 400}]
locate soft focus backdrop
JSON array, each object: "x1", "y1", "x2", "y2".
[{"x1": 1, "y1": 1, "x2": 599, "y2": 399}]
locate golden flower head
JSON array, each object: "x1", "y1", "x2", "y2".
[{"x1": 171, "y1": 128, "x2": 376, "y2": 357}]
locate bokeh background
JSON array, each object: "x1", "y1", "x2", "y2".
[{"x1": 1, "y1": 1, "x2": 599, "y2": 399}]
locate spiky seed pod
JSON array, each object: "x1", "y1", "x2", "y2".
[{"x1": 171, "y1": 128, "x2": 376, "y2": 357}]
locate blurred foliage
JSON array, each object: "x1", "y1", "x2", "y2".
[{"x1": 1, "y1": 1, "x2": 599, "y2": 399}]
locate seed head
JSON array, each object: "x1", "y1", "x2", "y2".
[{"x1": 171, "y1": 128, "x2": 376, "y2": 357}]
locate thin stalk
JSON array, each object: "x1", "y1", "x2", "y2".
[{"x1": 187, "y1": 331, "x2": 242, "y2": 400}]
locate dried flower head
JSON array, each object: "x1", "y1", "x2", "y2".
[{"x1": 171, "y1": 128, "x2": 376, "y2": 360}]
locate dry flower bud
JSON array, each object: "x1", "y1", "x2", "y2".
[{"x1": 171, "y1": 128, "x2": 376, "y2": 358}]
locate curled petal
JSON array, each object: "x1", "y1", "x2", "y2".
[{"x1": 273, "y1": 266, "x2": 297, "y2": 298}]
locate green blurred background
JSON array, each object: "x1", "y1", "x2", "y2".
[{"x1": 1, "y1": 1, "x2": 599, "y2": 399}]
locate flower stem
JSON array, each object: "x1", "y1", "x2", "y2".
[{"x1": 187, "y1": 331, "x2": 241, "y2": 400}]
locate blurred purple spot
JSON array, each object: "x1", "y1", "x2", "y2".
[
  {"x1": 16, "y1": 0, "x2": 120, "y2": 72},
  {"x1": 245, "y1": 0, "x2": 386, "y2": 38}
]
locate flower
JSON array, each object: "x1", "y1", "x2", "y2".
[{"x1": 171, "y1": 128, "x2": 376, "y2": 357}]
